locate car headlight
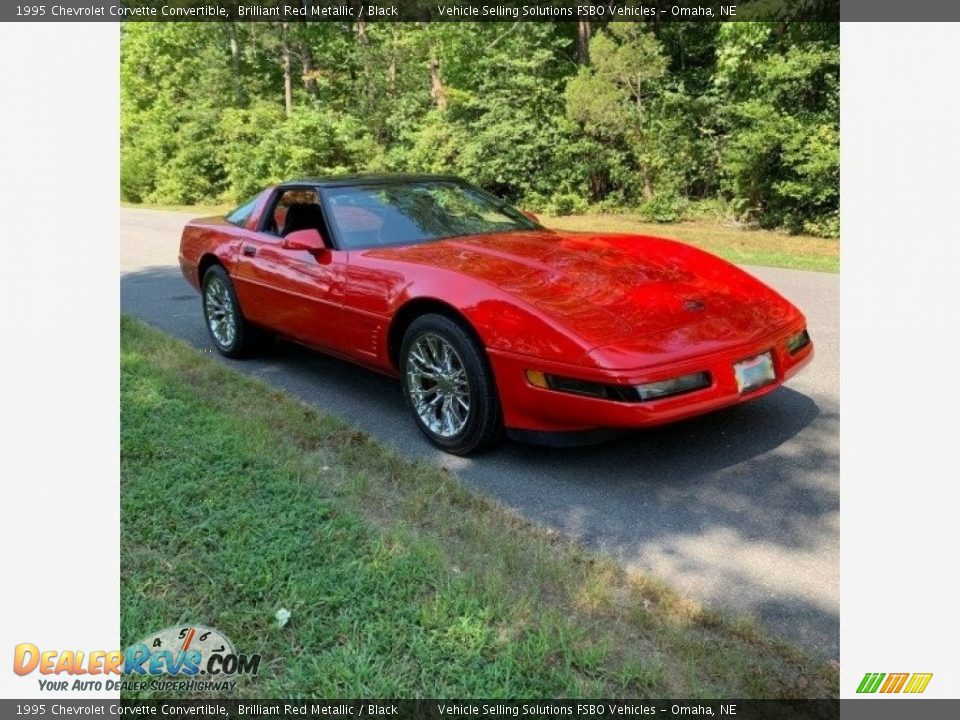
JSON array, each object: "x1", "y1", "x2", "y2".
[
  {"x1": 786, "y1": 329, "x2": 811, "y2": 355},
  {"x1": 634, "y1": 371, "x2": 712, "y2": 401},
  {"x1": 525, "y1": 369, "x2": 710, "y2": 402}
]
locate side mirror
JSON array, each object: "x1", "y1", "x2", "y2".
[
  {"x1": 282, "y1": 228, "x2": 327, "y2": 253},
  {"x1": 521, "y1": 210, "x2": 540, "y2": 224}
]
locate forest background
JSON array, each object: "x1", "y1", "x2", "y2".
[{"x1": 121, "y1": 20, "x2": 839, "y2": 238}]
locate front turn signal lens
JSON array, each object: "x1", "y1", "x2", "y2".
[{"x1": 525, "y1": 369, "x2": 549, "y2": 388}]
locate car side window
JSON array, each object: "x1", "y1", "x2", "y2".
[{"x1": 263, "y1": 189, "x2": 324, "y2": 237}]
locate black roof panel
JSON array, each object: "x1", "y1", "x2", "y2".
[{"x1": 279, "y1": 172, "x2": 463, "y2": 189}]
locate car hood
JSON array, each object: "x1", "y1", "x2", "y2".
[{"x1": 366, "y1": 229, "x2": 802, "y2": 360}]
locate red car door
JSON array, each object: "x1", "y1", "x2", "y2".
[{"x1": 231, "y1": 189, "x2": 348, "y2": 351}]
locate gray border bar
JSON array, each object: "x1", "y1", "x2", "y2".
[
  {"x1": 2, "y1": 699, "x2": 959, "y2": 719},
  {"x1": 0, "y1": 699, "x2": 844, "y2": 719},
  {"x1": 0, "y1": 1, "x2": 843, "y2": 23}
]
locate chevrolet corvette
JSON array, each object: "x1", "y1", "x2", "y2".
[{"x1": 179, "y1": 174, "x2": 813, "y2": 455}]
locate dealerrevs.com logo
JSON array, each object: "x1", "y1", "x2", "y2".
[
  {"x1": 856, "y1": 672, "x2": 933, "y2": 694},
  {"x1": 13, "y1": 625, "x2": 261, "y2": 693}
]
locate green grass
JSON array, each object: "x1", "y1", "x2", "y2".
[
  {"x1": 121, "y1": 200, "x2": 233, "y2": 217},
  {"x1": 123, "y1": 202, "x2": 838, "y2": 274},
  {"x1": 121, "y1": 316, "x2": 838, "y2": 699},
  {"x1": 539, "y1": 215, "x2": 839, "y2": 273}
]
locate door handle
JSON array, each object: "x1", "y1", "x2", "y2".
[{"x1": 242, "y1": 245, "x2": 257, "y2": 257}]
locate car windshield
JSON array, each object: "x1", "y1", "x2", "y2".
[
  {"x1": 321, "y1": 181, "x2": 538, "y2": 249},
  {"x1": 225, "y1": 193, "x2": 261, "y2": 227}
]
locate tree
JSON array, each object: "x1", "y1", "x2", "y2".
[
  {"x1": 713, "y1": 23, "x2": 840, "y2": 235},
  {"x1": 566, "y1": 23, "x2": 668, "y2": 201},
  {"x1": 119, "y1": 19, "x2": 840, "y2": 236}
]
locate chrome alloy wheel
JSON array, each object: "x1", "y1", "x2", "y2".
[
  {"x1": 405, "y1": 333, "x2": 472, "y2": 438},
  {"x1": 204, "y1": 275, "x2": 237, "y2": 348}
]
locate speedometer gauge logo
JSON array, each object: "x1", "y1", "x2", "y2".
[{"x1": 124, "y1": 625, "x2": 259, "y2": 677}]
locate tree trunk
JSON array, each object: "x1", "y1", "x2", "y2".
[
  {"x1": 388, "y1": 54, "x2": 397, "y2": 98},
  {"x1": 577, "y1": 20, "x2": 592, "y2": 65},
  {"x1": 281, "y1": 22, "x2": 293, "y2": 117},
  {"x1": 296, "y1": 2, "x2": 318, "y2": 100},
  {"x1": 353, "y1": 19, "x2": 375, "y2": 118},
  {"x1": 301, "y1": 42, "x2": 319, "y2": 99},
  {"x1": 419, "y1": 23, "x2": 446, "y2": 111},
  {"x1": 227, "y1": 23, "x2": 244, "y2": 105},
  {"x1": 428, "y1": 54, "x2": 446, "y2": 110},
  {"x1": 387, "y1": 26, "x2": 398, "y2": 99}
]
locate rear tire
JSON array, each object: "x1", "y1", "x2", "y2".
[
  {"x1": 201, "y1": 265, "x2": 266, "y2": 358},
  {"x1": 400, "y1": 314, "x2": 503, "y2": 455}
]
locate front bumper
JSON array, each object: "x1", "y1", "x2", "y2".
[{"x1": 488, "y1": 318, "x2": 814, "y2": 434}]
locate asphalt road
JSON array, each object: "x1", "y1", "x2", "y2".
[{"x1": 121, "y1": 208, "x2": 839, "y2": 659}]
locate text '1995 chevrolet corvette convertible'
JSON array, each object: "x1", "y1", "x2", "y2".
[{"x1": 179, "y1": 174, "x2": 812, "y2": 455}]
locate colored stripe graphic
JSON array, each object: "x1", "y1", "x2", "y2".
[
  {"x1": 857, "y1": 673, "x2": 885, "y2": 693},
  {"x1": 880, "y1": 673, "x2": 909, "y2": 693},
  {"x1": 903, "y1": 673, "x2": 933, "y2": 693},
  {"x1": 857, "y1": 672, "x2": 933, "y2": 694}
]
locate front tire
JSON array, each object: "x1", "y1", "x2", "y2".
[
  {"x1": 400, "y1": 314, "x2": 503, "y2": 455},
  {"x1": 201, "y1": 265, "x2": 262, "y2": 358}
]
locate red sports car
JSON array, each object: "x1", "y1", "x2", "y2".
[{"x1": 179, "y1": 174, "x2": 813, "y2": 455}]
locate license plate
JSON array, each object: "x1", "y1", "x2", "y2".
[{"x1": 734, "y1": 352, "x2": 776, "y2": 394}]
